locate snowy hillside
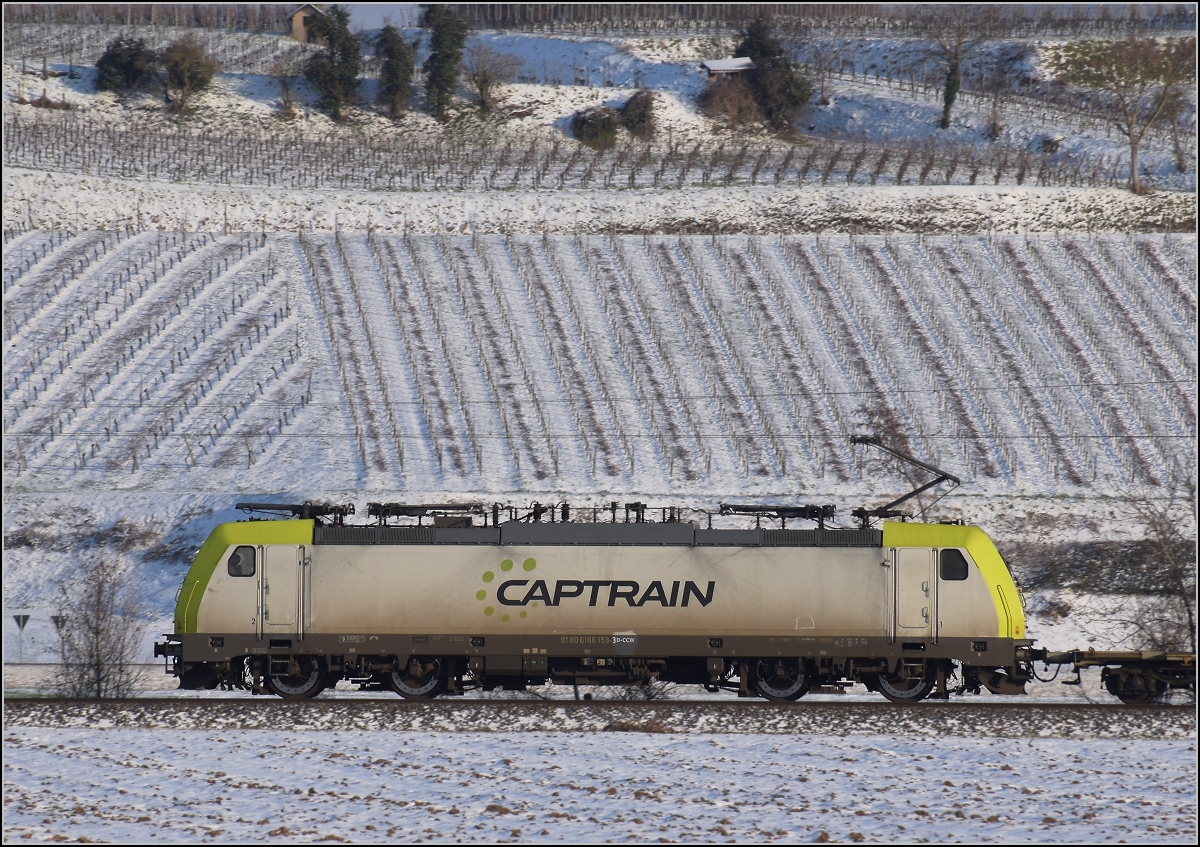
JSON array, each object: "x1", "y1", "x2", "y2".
[{"x1": 4, "y1": 229, "x2": 1195, "y2": 498}]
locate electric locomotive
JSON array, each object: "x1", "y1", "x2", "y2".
[{"x1": 155, "y1": 499, "x2": 1038, "y2": 702}]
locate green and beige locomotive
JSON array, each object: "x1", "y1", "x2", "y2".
[{"x1": 156, "y1": 500, "x2": 1036, "y2": 702}]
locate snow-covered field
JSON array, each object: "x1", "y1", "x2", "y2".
[
  {"x1": 5, "y1": 228, "x2": 1193, "y2": 495},
  {"x1": 3, "y1": 726, "x2": 1196, "y2": 843},
  {"x1": 6, "y1": 169, "x2": 1196, "y2": 234}
]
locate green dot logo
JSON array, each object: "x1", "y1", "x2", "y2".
[{"x1": 476, "y1": 557, "x2": 540, "y2": 622}]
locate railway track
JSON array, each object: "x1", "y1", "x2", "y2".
[{"x1": 5, "y1": 697, "x2": 1193, "y2": 738}]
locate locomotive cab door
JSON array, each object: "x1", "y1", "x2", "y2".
[
  {"x1": 893, "y1": 547, "x2": 934, "y2": 640},
  {"x1": 260, "y1": 544, "x2": 308, "y2": 639}
]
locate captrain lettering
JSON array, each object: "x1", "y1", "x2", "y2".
[{"x1": 496, "y1": 579, "x2": 716, "y2": 608}]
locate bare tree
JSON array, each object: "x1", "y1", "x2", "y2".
[
  {"x1": 463, "y1": 41, "x2": 522, "y2": 113},
  {"x1": 1110, "y1": 476, "x2": 1197, "y2": 653},
  {"x1": 158, "y1": 34, "x2": 220, "y2": 115},
  {"x1": 1162, "y1": 91, "x2": 1192, "y2": 174},
  {"x1": 1047, "y1": 36, "x2": 1196, "y2": 193},
  {"x1": 919, "y1": 4, "x2": 1000, "y2": 130},
  {"x1": 270, "y1": 56, "x2": 301, "y2": 120},
  {"x1": 805, "y1": 40, "x2": 840, "y2": 105},
  {"x1": 54, "y1": 557, "x2": 147, "y2": 698}
]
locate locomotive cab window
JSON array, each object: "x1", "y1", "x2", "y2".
[
  {"x1": 940, "y1": 548, "x2": 969, "y2": 581},
  {"x1": 227, "y1": 545, "x2": 256, "y2": 577}
]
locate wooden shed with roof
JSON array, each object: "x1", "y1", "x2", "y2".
[
  {"x1": 288, "y1": 4, "x2": 326, "y2": 42},
  {"x1": 701, "y1": 58, "x2": 756, "y2": 79}
]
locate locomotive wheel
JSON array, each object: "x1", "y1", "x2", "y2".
[
  {"x1": 1105, "y1": 671, "x2": 1166, "y2": 705},
  {"x1": 389, "y1": 657, "x2": 444, "y2": 699},
  {"x1": 753, "y1": 659, "x2": 810, "y2": 702},
  {"x1": 871, "y1": 662, "x2": 935, "y2": 703},
  {"x1": 266, "y1": 657, "x2": 327, "y2": 700}
]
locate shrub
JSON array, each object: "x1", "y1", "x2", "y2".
[
  {"x1": 95, "y1": 36, "x2": 156, "y2": 93},
  {"x1": 159, "y1": 35, "x2": 219, "y2": 114},
  {"x1": 16, "y1": 93, "x2": 71, "y2": 110},
  {"x1": 698, "y1": 75, "x2": 763, "y2": 127},
  {"x1": 571, "y1": 106, "x2": 619, "y2": 150},
  {"x1": 620, "y1": 89, "x2": 656, "y2": 140},
  {"x1": 53, "y1": 557, "x2": 147, "y2": 698}
]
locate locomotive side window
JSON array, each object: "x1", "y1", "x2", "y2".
[
  {"x1": 940, "y1": 548, "x2": 969, "y2": 581},
  {"x1": 228, "y1": 545, "x2": 256, "y2": 577}
]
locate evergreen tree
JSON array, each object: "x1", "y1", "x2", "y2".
[
  {"x1": 732, "y1": 17, "x2": 811, "y2": 133},
  {"x1": 421, "y1": 4, "x2": 469, "y2": 121},
  {"x1": 95, "y1": 35, "x2": 156, "y2": 93},
  {"x1": 304, "y1": 4, "x2": 361, "y2": 121},
  {"x1": 376, "y1": 24, "x2": 415, "y2": 118},
  {"x1": 735, "y1": 16, "x2": 784, "y2": 64},
  {"x1": 750, "y1": 57, "x2": 812, "y2": 132},
  {"x1": 620, "y1": 89, "x2": 656, "y2": 140}
]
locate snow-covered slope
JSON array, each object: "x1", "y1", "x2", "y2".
[{"x1": 5, "y1": 229, "x2": 1193, "y2": 498}]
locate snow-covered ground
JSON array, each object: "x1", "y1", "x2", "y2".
[
  {"x1": 3, "y1": 726, "x2": 1196, "y2": 843},
  {"x1": 5, "y1": 168, "x2": 1195, "y2": 233}
]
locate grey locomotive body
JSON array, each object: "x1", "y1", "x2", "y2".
[{"x1": 159, "y1": 506, "x2": 1035, "y2": 702}]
